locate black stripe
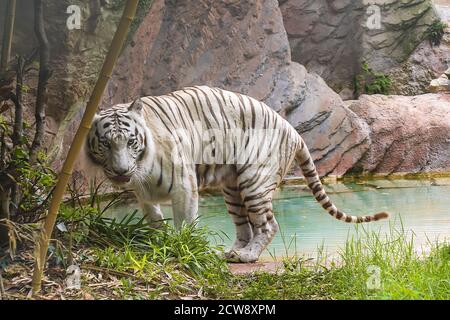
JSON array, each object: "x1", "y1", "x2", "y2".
[
  {"x1": 167, "y1": 162, "x2": 174, "y2": 193},
  {"x1": 248, "y1": 97, "x2": 257, "y2": 129},
  {"x1": 236, "y1": 93, "x2": 247, "y2": 129},
  {"x1": 191, "y1": 89, "x2": 213, "y2": 129},
  {"x1": 312, "y1": 184, "x2": 322, "y2": 194},
  {"x1": 142, "y1": 100, "x2": 173, "y2": 133},
  {"x1": 157, "y1": 157, "x2": 163, "y2": 187},
  {"x1": 300, "y1": 158, "x2": 311, "y2": 167},
  {"x1": 323, "y1": 201, "x2": 332, "y2": 209},
  {"x1": 316, "y1": 193, "x2": 327, "y2": 201},
  {"x1": 196, "y1": 87, "x2": 221, "y2": 128},
  {"x1": 225, "y1": 201, "x2": 245, "y2": 208},
  {"x1": 243, "y1": 186, "x2": 276, "y2": 203}
]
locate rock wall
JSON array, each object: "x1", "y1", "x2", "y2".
[
  {"x1": 0, "y1": 0, "x2": 125, "y2": 167},
  {"x1": 387, "y1": 34, "x2": 449, "y2": 95},
  {"x1": 279, "y1": 0, "x2": 445, "y2": 94},
  {"x1": 104, "y1": 0, "x2": 369, "y2": 176},
  {"x1": 2, "y1": 0, "x2": 449, "y2": 177},
  {"x1": 348, "y1": 93, "x2": 450, "y2": 173}
]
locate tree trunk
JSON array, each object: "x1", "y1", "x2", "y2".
[
  {"x1": 0, "y1": 0, "x2": 16, "y2": 73},
  {"x1": 30, "y1": 0, "x2": 50, "y2": 164},
  {"x1": 11, "y1": 56, "x2": 23, "y2": 146},
  {"x1": 9, "y1": 56, "x2": 25, "y2": 217}
]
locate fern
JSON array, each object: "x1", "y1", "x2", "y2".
[
  {"x1": 354, "y1": 62, "x2": 392, "y2": 95},
  {"x1": 426, "y1": 20, "x2": 447, "y2": 47}
]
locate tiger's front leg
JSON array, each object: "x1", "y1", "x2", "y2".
[
  {"x1": 171, "y1": 189, "x2": 199, "y2": 229},
  {"x1": 170, "y1": 171, "x2": 199, "y2": 229},
  {"x1": 136, "y1": 196, "x2": 165, "y2": 229},
  {"x1": 144, "y1": 203, "x2": 165, "y2": 229}
]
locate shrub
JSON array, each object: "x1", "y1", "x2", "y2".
[
  {"x1": 354, "y1": 62, "x2": 392, "y2": 95},
  {"x1": 426, "y1": 20, "x2": 447, "y2": 46}
]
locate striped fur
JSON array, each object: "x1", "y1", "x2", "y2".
[{"x1": 86, "y1": 86, "x2": 389, "y2": 263}]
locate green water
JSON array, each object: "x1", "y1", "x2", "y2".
[{"x1": 106, "y1": 179, "x2": 450, "y2": 257}]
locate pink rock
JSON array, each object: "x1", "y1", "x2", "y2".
[{"x1": 348, "y1": 93, "x2": 450, "y2": 174}]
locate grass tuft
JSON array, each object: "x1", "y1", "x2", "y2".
[{"x1": 218, "y1": 221, "x2": 449, "y2": 300}]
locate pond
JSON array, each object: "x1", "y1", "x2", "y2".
[{"x1": 105, "y1": 178, "x2": 450, "y2": 259}]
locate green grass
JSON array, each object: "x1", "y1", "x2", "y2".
[
  {"x1": 214, "y1": 224, "x2": 449, "y2": 300},
  {"x1": 54, "y1": 203, "x2": 449, "y2": 300},
  {"x1": 55, "y1": 204, "x2": 230, "y2": 299}
]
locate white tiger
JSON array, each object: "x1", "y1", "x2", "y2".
[{"x1": 85, "y1": 86, "x2": 389, "y2": 263}]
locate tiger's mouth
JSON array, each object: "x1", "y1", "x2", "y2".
[{"x1": 110, "y1": 175, "x2": 132, "y2": 184}]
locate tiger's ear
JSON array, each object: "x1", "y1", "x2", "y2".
[
  {"x1": 129, "y1": 99, "x2": 143, "y2": 115},
  {"x1": 90, "y1": 113, "x2": 100, "y2": 127},
  {"x1": 93, "y1": 113, "x2": 101, "y2": 121}
]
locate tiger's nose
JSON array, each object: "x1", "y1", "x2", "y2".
[{"x1": 113, "y1": 168, "x2": 128, "y2": 176}]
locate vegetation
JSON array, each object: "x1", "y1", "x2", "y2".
[
  {"x1": 220, "y1": 226, "x2": 449, "y2": 300},
  {"x1": 1, "y1": 195, "x2": 448, "y2": 300},
  {"x1": 354, "y1": 62, "x2": 392, "y2": 96},
  {"x1": 426, "y1": 20, "x2": 447, "y2": 47},
  {"x1": 2, "y1": 196, "x2": 230, "y2": 299},
  {"x1": 0, "y1": 0, "x2": 52, "y2": 251}
]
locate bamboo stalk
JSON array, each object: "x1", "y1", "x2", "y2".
[
  {"x1": 31, "y1": 0, "x2": 139, "y2": 295},
  {"x1": 0, "y1": 189, "x2": 11, "y2": 248},
  {"x1": 0, "y1": 0, "x2": 16, "y2": 73}
]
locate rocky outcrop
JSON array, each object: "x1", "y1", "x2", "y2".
[
  {"x1": 3, "y1": 0, "x2": 449, "y2": 178},
  {"x1": 388, "y1": 18, "x2": 450, "y2": 95},
  {"x1": 105, "y1": 0, "x2": 369, "y2": 176},
  {"x1": 279, "y1": 0, "x2": 443, "y2": 93},
  {"x1": 281, "y1": 64, "x2": 371, "y2": 176},
  {"x1": 347, "y1": 93, "x2": 450, "y2": 174},
  {"x1": 429, "y1": 74, "x2": 449, "y2": 92},
  {"x1": 279, "y1": 0, "x2": 363, "y2": 92},
  {"x1": 428, "y1": 67, "x2": 450, "y2": 92}
]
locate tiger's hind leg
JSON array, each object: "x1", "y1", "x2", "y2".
[
  {"x1": 234, "y1": 187, "x2": 279, "y2": 263},
  {"x1": 221, "y1": 186, "x2": 253, "y2": 261}
]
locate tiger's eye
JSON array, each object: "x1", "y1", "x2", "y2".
[{"x1": 127, "y1": 140, "x2": 133, "y2": 147}]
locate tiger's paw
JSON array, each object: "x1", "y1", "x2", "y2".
[
  {"x1": 225, "y1": 249, "x2": 258, "y2": 263},
  {"x1": 224, "y1": 250, "x2": 241, "y2": 263},
  {"x1": 148, "y1": 220, "x2": 165, "y2": 230}
]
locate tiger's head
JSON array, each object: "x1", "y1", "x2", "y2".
[{"x1": 86, "y1": 100, "x2": 151, "y2": 185}]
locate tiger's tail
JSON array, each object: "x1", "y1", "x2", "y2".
[{"x1": 295, "y1": 140, "x2": 389, "y2": 223}]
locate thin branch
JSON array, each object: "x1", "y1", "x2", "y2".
[
  {"x1": 0, "y1": 0, "x2": 16, "y2": 73},
  {"x1": 30, "y1": 0, "x2": 51, "y2": 164}
]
